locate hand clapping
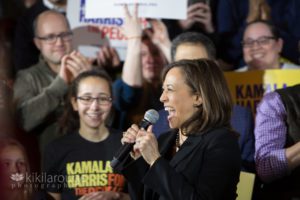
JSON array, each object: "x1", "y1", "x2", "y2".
[{"x1": 59, "y1": 50, "x2": 92, "y2": 83}]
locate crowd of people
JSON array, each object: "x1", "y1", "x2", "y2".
[{"x1": 1, "y1": 0, "x2": 300, "y2": 199}]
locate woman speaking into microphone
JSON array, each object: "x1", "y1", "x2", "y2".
[{"x1": 119, "y1": 59, "x2": 241, "y2": 200}]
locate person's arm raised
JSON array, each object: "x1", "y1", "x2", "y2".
[
  {"x1": 121, "y1": 4, "x2": 143, "y2": 87},
  {"x1": 146, "y1": 19, "x2": 171, "y2": 63}
]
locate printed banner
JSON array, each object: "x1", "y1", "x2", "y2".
[
  {"x1": 225, "y1": 69, "x2": 300, "y2": 113},
  {"x1": 85, "y1": 0, "x2": 187, "y2": 19},
  {"x1": 67, "y1": 0, "x2": 128, "y2": 60}
]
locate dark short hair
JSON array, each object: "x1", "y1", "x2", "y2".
[
  {"x1": 162, "y1": 59, "x2": 232, "y2": 135},
  {"x1": 171, "y1": 32, "x2": 216, "y2": 61},
  {"x1": 244, "y1": 19, "x2": 281, "y2": 40}
]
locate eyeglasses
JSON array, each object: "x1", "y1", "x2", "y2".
[
  {"x1": 241, "y1": 36, "x2": 277, "y2": 48},
  {"x1": 36, "y1": 32, "x2": 73, "y2": 44},
  {"x1": 76, "y1": 95, "x2": 112, "y2": 105}
]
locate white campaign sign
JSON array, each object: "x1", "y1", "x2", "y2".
[
  {"x1": 67, "y1": 0, "x2": 128, "y2": 60},
  {"x1": 85, "y1": 0, "x2": 187, "y2": 20}
]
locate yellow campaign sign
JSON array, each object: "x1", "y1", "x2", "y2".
[{"x1": 224, "y1": 69, "x2": 300, "y2": 113}]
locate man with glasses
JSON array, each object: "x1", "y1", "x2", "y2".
[
  {"x1": 13, "y1": 10, "x2": 91, "y2": 153},
  {"x1": 14, "y1": 0, "x2": 67, "y2": 72},
  {"x1": 237, "y1": 20, "x2": 299, "y2": 71}
]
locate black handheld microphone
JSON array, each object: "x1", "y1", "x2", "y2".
[{"x1": 111, "y1": 109, "x2": 159, "y2": 169}]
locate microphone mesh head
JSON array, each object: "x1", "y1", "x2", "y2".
[{"x1": 144, "y1": 109, "x2": 159, "y2": 124}]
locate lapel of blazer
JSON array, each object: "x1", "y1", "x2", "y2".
[
  {"x1": 158, "y1": 130, "x2": 177, "y2": 155},
  {"x1": 170, "y1": 133, "x2": 204, "y2": 167}
]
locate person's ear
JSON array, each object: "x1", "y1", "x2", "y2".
[
  {"x1": 71, "y1": 97, "x2": 78, "y2": 111},
  {"x1": 193, "y1": 94, "x2": 202, "y2": 107},
  {"x1": 33, "y1": 37, "x2": 41, "y2": 50},
  {"x1": 277, "y1": 38, "x2": 283, "y2": 53}
]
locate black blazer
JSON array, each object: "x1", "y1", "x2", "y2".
[{"x1": 121, "y1": 127, "x2": 241, "y2": 200}]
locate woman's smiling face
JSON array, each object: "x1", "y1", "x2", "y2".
[
  {"x1": 160, "y1": 67, "x2": 201, "y2": 129},
  {"x1": 72, "y1": 77, "x2": 112, "y2": 131}
]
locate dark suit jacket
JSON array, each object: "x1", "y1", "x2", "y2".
[
  {"x1": 121, "y1": 127, "x2": 241, "y2": 200},
  {"x1": 153, "y1": 105, "x2": 255, "y2": 172}
]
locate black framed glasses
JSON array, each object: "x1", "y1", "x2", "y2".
[
  {"x1": 76, "y1": 95, "x2": 112, "y2": 105},
  {"x1": 241, "y1": 36, "x2": 277, "y2": 48},
  {"x1": 36, "y1": 31, "x2": 73, "y2": 44}
]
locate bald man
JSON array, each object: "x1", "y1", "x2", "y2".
[
  {"x1": 14, "y1": 10, "x2": 91, "y2": 152},
  {"x1": 13, "y1": 0, "x2": 67, "y2": 71}
]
